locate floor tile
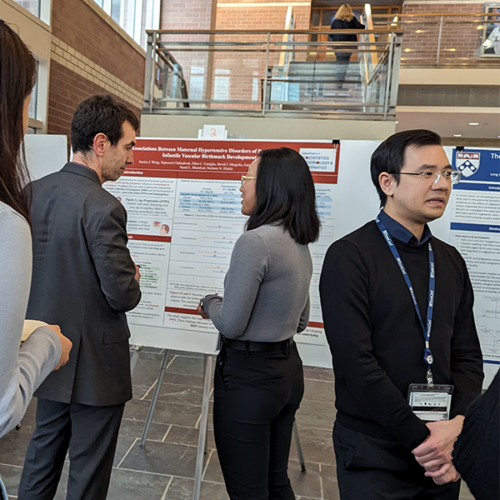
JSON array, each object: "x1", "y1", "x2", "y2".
[
  {"x1": 166, "y1": 356, "x2": 205, "y2": 376},
  {"x1": 163, "y1": 476, "x2": 229, "y2": 500},
  {"x1": 303, "y1": 378, "x2": 335, "y2": 404},
  {"x1": 123, "y1": 399, "x2": 201, "y2": 427},
  {"x1": 0, "y1": 464, "x2": 23, "y2": 497},
  {"x1": 295, "y1": 399, "x2": 336, "y2": 430},
  {"x1": 118, "y1": 440, "x2": 197, "y2": 477},
  {"x1": 289, "y1": 426, "x2": 336, "y2": 466},
  {"x1": 0, "y1": 431, "x2": 32, "y2": 467},
  {"x1": 113, "y1": 436, "x2": 138, "y2": 467},
  {"x1": 303, "y1": 365, "x2": 334, "y2": 382},
  {"x1": 107, "y1": 468, "x2": 171, "y2": 499},
  {"x1": 319, "y1": 463, "x2": 340, "y2": 500},
  {"x1": 289, "y1": 460, "x2": 322, "y2": 498},
  {"x1": 163, "y1": 425, "x2": 216, "y2": 449},
  {"x1": 153, "y1": 383, "x2": 204, "y2": 406},
  {"x1": 119, "y1": 417, "x2": 170, "y2": 442}
]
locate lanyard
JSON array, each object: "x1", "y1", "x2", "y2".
[{"x1": 375, "y1": 215, "x2": 436, "y2": 386}]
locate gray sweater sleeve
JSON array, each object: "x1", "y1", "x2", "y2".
[
  {"x1": 0, "y1": 205, "x2": 61, "y2": 438},
  {"x1": 203, "y1": 230, "x2": 268, "y2": 338}
]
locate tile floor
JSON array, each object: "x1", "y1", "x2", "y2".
[{"x1": 0, "y1": 348, "x2": 474, "y2": 499}]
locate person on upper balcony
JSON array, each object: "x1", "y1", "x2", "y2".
[{"x1": 328, "y1": 4, "x2": 365, "y2": 89}]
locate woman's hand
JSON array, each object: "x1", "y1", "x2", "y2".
[
  {"x1": 197, "y1": 298, "x2": 210, "y2": 319},
  {"x1": 48, "y1": 325, "x2": 72, "y2": 371}
]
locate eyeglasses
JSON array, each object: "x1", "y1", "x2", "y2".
[
  {"x1": 399, "y1": 170, "x2": 462, "y2": 185},
  {"x1": 241, "y1": 175, "x2": 256, "y2": 186}
]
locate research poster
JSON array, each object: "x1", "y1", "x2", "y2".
[
  {"x1": 450, "y1": 148, "x2": 500, "y2": 370},
  {"x1": 104, "y1": 139, "x2": 340, "y2": 354}
]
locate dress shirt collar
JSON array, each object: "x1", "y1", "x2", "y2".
[{"x1": 379, "y1": 210, "x2": 432, "y2": 247}]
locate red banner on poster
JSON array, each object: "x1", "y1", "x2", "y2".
[{"x1": 127, "y1": 139, "x2": 340, "y2": 184}]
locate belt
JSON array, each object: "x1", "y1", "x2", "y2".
[{"x1": 222, "y1": 336, "x2": 294, "y2": 353}]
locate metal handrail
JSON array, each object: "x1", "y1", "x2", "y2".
[{"x1": 144, "y1": 28, "x2": 403, "y2": 119}]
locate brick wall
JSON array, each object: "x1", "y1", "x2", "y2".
[
  {"x1": 212, "y1": 0, "x2": 312, "y2": 109},
  {"x1": 47, "y1": 0, "x2": 145, "y2": 136},
  {"x1": 401, "y1": 2, "x2": 485, "y2": 65},
  {"x1": 159, "y1": 0, "x2": 217, "y2": 105}
]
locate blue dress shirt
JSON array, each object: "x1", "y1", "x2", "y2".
[{"x1": 378, "y1": 210, "x2": 432, "y2": 247}]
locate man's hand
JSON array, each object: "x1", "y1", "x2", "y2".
[
  {"x1": 134, "y1": 264, "x2": 141, "y2": 282},
  {"x1": 429, "y1": 464, "x2": 461, "y2": 485},
  {"x1": 412, "y1": 416, "x2": 464, "y2": 471}
]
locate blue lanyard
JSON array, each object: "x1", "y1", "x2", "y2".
[{"x1": 375, "y1": 215, "x2": 435, "y2": 386}]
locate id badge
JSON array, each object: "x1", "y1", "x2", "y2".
[{"x1": 408, "y1": 384, "x2": 453, "y2": 422}]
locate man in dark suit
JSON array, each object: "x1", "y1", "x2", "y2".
[{"x1": 18, "y1": 95, "x2": 142, "y2": 500}]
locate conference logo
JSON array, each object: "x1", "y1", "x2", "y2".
[{"x1": 456, "y1": 151, "x2": 480, "y2": 178}]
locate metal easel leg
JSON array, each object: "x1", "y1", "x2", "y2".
[
  {"x1": 193, "y1": 354, "x2": 214, "y2": 500},
  {"x1": 293, "y1": 421, "x2": 306, "y2": 473},
  {"x1": 130, "y1": 345, "x2": 143, "y2": 374},
  {"x1": 139, "y1": 349, "x2": 170, "y2": 447}
]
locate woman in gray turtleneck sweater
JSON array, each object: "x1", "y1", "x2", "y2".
[
  {"x1": 198, "y1": 148, "x2": 320, "y2": 500},
  {"x1": 0, "y1": 22, "x2": 72, "y2": 498}
]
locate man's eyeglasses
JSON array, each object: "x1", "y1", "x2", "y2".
[
  {"x1": 241, "y1": 175, "x2": 256, "y2": 187},
  {"x1": 399, "y1": 170, "x2": 462, "y2": 185}
]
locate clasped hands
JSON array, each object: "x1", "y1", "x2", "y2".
[{"x1": 411, "y1": 415, "x2": 464, "y2": 485}]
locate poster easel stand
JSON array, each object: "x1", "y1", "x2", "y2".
[{"x1": 131, "y1": 348, "x2": 306, "y2": 500}]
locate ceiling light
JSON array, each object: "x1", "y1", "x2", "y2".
[
  {"x1": 404, "y1": 48, "x2": 412, "y2": 52},
  {"x1": 469, "y1": 122, "x2": 479, "y2": 126},
  {"x1": 453, "y1": 134, "x2": 462, "y2": 137},
  {"x1": 395, "y1": 121, "x2": 399, "y2": 124}
]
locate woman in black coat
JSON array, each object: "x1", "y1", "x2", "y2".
[{"x1": 329, "y1": 4, "x2": 365, "y2": 88}]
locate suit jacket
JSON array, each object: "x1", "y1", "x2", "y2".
[{"x1": 27, "y1": 163, "x2": 141, "y2": 406}]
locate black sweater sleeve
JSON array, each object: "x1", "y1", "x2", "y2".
[{"x1": 320, "y1": 240, "x2": 430, "y2": 450}]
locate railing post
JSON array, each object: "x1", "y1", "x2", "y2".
[
  {"x1": 436, "y1": 15, "x2": 444, "y2": 67},
  {"x1": 389, "y1": 32, "x2": 403, "y2": 111},
  {"x1": 144, "y1": 31, "x2": 154, "y2": 109},
  {"x1": 262, "y1": 32, "x2": 271, "y2": 115},
  {"x1": 383, "y1": 33, "x2": 394, "y2": 120},
  {"x1": 149, "y1": 31, "x2": 158, "y2": 113}
]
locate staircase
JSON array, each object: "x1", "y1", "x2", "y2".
[{"x1": 269, "y1": 60, "x2": 367, "y2": 112}]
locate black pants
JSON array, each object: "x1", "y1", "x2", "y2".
[
  {"x1": 333, "y1": 421, "x2": 461, "y2": 500},
  {"x1": 213, "y1": 342, "x2": 304, "y2": 500},
  {"x1": 18, "y1": 398, "x2": 125, "y2": 500},
  {"x1": 335, "y1": 52, "x2": 352, "y2": 85}
]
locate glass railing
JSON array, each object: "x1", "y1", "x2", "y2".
[
  {"x1": 144, "y1": 29, "x2": 403, "y2": 120},
  {"x1": 367, "y1": 12, "x2": 500, "y2": 67}
]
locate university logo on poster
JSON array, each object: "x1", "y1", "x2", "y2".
[{"x1": 456, "y1": 151, "x2": 481, "y2": 178}]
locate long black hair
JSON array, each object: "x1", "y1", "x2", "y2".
[
  {"x1": 0, "y1": 20, "x2": 37, "y2": 222},
  {"x1": 246, "y1": 148, "x2": 320, "y2": 245}
]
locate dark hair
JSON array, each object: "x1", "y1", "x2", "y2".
[
  {"x1": 71, "y1": 95, "x2": 139, "y2": 154},
  {"x1": 246, "y1": 148, "x2": 320, "y2": 245},
  {"x1": 0, "y1": 20, "x2": 37, "y2": 221},
  {"x1": 371, "y1": 129, "x2": 442, "y2": 206}
]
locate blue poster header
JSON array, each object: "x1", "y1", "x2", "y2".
[
  {"x1": 450, "y1": 223, "x2": 500, "y2": 233},
  {"x1": 453, "y1": 148, "x2": 500, "y2": 183}
]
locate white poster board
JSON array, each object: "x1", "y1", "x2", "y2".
[{"x1": 24, "y1": 135, "x2": 68, "y2": 180}]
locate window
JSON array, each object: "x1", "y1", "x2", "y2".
[
  {"x1": 93, "y1": 0, "x2": 160, "y2": 49},
  {"x1": 13, "y1": 0, "x2": 40, "y2": 18}
]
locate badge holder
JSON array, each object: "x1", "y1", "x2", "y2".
[{"x1": 408, "y1": 383, "x2": 453, "y2": 422}]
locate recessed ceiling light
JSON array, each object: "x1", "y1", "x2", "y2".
[
  {"x1": 469, "y1": 122, "x2": 479, "y2": 126},
  {"x1": 453, "y1": 134, "x2": 462, "y2": 137}
]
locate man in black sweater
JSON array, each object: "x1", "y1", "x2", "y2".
[{"x1": 319, "y1": 130, "x2": 484, "y2": 499}]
